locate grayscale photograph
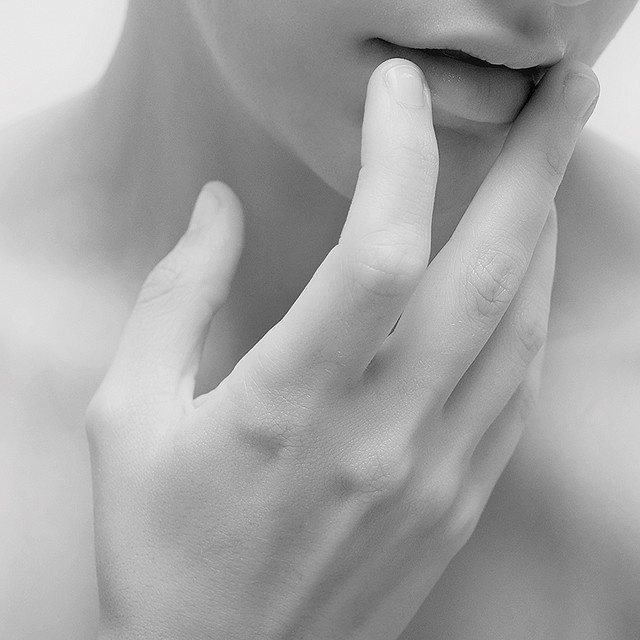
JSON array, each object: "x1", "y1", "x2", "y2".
[{"x1": 1, "y1": 1, "x2": 639, "y2": 638}]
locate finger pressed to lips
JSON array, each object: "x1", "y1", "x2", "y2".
[
  {"x1": 106, "y1": 54, "x2": 596, "y2": 457},
  {"x1": 240, "y1": 58, "x2": 439, "y2": 390},
  {"x1": 376, "y1": 59, "x2": 598, "y2": 402}
]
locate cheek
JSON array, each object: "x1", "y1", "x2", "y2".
[
  {"x1": 191, "y1": 0, "x2": 374, "y2": 197},
  {"x1": 570, "y1": 0, "x2": 638, "y2": 64},
  {"x1": 191, "y1": 1, "x2": 333, "y2": 130}
]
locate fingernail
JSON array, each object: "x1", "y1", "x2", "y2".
[
  {"x1": 563, "y1": 71, "x2": 600, "y2": 121},
  {"x1": 385, "y1": 64, "x2": 426, "y2": 108},
  {"x1": 189, "y1": 183, "x2": 222, "y2": 231}
]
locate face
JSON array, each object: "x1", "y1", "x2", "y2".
[{"x1": 187, "y1": 0, "x2": 637, "y2": 198}]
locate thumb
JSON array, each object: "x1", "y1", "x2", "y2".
[{"x1": 110, "y1": 181, "x2": 245, "y2": 401}]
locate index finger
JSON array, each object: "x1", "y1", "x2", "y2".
[
  {"x1": 381, "y1": 59, "x2": 599, "y2": 395},
  {"x1": 231, "y1": 58, "x2": 438, "y2": 391}
]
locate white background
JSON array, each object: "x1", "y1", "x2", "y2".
[{"x1": 1, "y1": 0, "x2": 639, "y2": 153}]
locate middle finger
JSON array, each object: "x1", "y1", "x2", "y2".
[{"x1": 376, "y1": 59, "x2": 598, "y2": 400}]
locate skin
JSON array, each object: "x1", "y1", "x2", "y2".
[{"x1": 1, "y1": 0, "x2": 640, "y2": 638}]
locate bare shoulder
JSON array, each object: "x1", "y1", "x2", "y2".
[
  {"x1": 567, "y1": 126, "x2": 640, "y2": 207},
  {"x1": 0, "y1": 92, "x2": 106, "y2": 239},
  {"x1": 552, "y1": 128, "x2": 640, "y2": 330},
  {"x1": 525, "y1": 128, "x2": 640, "y2": 623},
  {"x1": 0, "y1": 96, "x2": 129, "y2": 418},
  {"x1": 0, "y1": 99, "x2": 124, "y2": 638},
  {"x1": 547, "y1": 124, "x2": 640, "y2": 465},
  {"x1": 548, "y1": 127, "x2": 640, "y2": 438},
  {"x1": 551, "y1": 127, "x2": 640, "y2": 380}
]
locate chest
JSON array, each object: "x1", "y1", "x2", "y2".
[{"x1": 0, "y1": 259, "x2": 126, "y2": 639}]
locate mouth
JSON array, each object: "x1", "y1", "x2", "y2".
[
  {"x1": 374, "y1": 38, "x2": 554, "y2": 86},
  {"x1": 368, "y1": 39, "x2": 559, "y2": 126},
  {"x1": 426, "y1": 48, "x2": 551, "y2": 85}
]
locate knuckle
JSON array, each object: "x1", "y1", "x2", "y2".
[
  {"x1": 387, "y1": 132, "x2": 439, "y2": 178},
  {"x1": 532, "y1": 142, "x2": 568, "y2": 186},
  {"x1": 234, "y1": 418, "x2": 300, "y2": 462},
  {"x1": 352, "y1": 241, "x2": 427, "y2": 299},
  {"x1": 439, "y1": 486, "x2": 485, "y2": 547},
  {"x1": 465, "y1": 246, "x2": 523, "y2": 323},
  {"x1": 511, "y1": 299, "x2": 548, "y2": 363},
  {"x1": 230, "y1": 403, "x2": 301, "y2": 462},
  {"x1": 338, "y1": 441, "x2": 414, "y2": 496},
  {"x1": 136, "y1": 247, "x2": 200, "y2": 309},
  {"x1": 224, "y1": 376, "x2": 317, "y2": 462},
  {"x1": 85, "y1": 396, "x2": 107, "y2": 447},
  {"x1": 86, "y1": 388, "x2": 119, "y2": 434},
  {"x1": 85, "y1": 385, "x2": 134, "y2": 450},
  {"x1": 513, "y1": 380, "x2": 539, "y2": 424},
  {"x1": 404, "y1": 467, "x2": 463, "y2": 527}
]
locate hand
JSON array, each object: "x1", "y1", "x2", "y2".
[{"x1": 87, "y1": 57, "x2": 598, "y2": 640}]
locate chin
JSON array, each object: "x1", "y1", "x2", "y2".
[
  {"x1": 295, "y1": 97, "x2": 510, "y2": 204},
  {"x1": 300, "y1": 124, "x2": 364, "y2": 201}
]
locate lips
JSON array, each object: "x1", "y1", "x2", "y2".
[
  {"x1": 438, "y1": 48, "x2": 506, "y2": 67},
  {"x1": 375, "y1": 38, "x2": 553, "y2": 88},
  {"x1": 368, "y1": 38, "x2": 556, "y2": 125},
  {"x1": 424, "y1": 48, "x2": 551, "y2": 86}
]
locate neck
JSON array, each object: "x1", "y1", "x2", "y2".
[{"x1": 88, "y1": 2, "x2": 509, "y2": 381}]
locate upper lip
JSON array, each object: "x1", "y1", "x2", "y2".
[
  {"x1": 378, "y1": 35, "x2": 564, "y2": 71},
  {"x1": 428, "y1": 49, "x2": 548, "y2": 75}
]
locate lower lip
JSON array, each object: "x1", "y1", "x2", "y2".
[{"x1": 372, "y1": 40, "x2": 540, "y2": 127}]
